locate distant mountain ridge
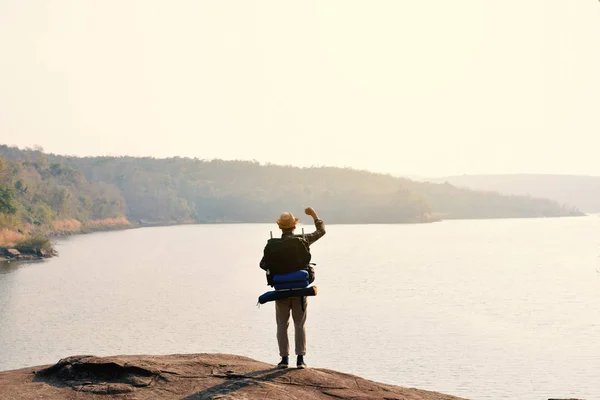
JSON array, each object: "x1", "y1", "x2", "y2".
[{"x1": 436, "y1": 174, "x2": 600, "y2": 212}]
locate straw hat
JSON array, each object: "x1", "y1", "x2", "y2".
[{"x1": 276, "y1": 212, "x2": 299, "y2": 229}]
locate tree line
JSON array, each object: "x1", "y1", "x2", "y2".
[{"x1": 0, "y1": 145, "x2": 583, "y2": 236}]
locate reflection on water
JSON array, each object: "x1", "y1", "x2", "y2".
[
  {"x1": 0, "y1": 217, "x2": 599, "y2": 400},
  {"x1": 1, "y1": 259, "x2": 44, "y2": 274}
]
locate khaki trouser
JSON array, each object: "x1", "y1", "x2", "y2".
[{"x1": 275, "y1": 296, "x2": 307, "y2": 356}]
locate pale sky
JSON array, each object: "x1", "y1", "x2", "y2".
[{"x1": 1, "y1": 0, "x2": 599, "y2": 177}]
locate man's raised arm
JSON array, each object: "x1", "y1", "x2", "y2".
[{"x1": 302, "y1": 207, "x2": 326, "y2": 245}]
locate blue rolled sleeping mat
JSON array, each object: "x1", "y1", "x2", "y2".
[
  {"x1": 258, "y1": 286, "x2": 317, "y2": 305},
  {"x1": 272, "y1": 270, "x2": 309, "y2": 283},
  {"x1": 272, "y1": 270, "x2": 309, "y2": 290},
  {"x1": 258, "y1": 270, "x2": 316, "y2": 304}
]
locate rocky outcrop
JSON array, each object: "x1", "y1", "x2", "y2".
[
  {"x1": 0, "y1": 246, "x2": 56, "y2": 261},
  {"x1": 0, "y1": 353, "x2": 466, "y2": 400},
  {"x1": 5, "y1": 248, "x2": 20, "y2": 256}
]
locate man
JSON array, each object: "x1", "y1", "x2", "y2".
[{"x1": 259, "y1": 207, "x2": 326, "y2": 369}]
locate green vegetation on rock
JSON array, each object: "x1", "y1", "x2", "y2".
[{"x1": 0, "y1": 147, "x2": 129, "y2": 253}]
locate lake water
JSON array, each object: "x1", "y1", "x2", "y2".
[{"x1": 1, "y1": 217, "x2": 599, "y2": 399}]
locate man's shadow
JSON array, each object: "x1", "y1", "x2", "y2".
[{"x1": 182, "y1": 367, "x2": 292, "y2": 400}]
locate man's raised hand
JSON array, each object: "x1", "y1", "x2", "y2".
[{"x1": 304, "y1": 207, "x2": 318, "y2": 220}]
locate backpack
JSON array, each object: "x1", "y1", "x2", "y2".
[{"x1": 262, "y1": 236, "x2": 311, "y2": 278}]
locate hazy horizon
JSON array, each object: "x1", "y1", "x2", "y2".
[{"x1": 2, "y1": 1, "x2": 599, "y2": 177}]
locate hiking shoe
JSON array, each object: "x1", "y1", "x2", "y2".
[
  {"x1": 277, "y1": 356, "x2": 289, "y2": 369},
  {"x1": 296, "y1": 355, "x2": 307, "y2": 369}
]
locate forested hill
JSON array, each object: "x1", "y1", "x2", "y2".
[
  {"x1": 0, "y1": 145, "x2": 583, "y2": 230},
  {"x1": 437, "y1": 174, "x2": 600, "y2": 213}
]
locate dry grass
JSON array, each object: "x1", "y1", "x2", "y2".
[
  {"x1": 53, "y1": 219, "x2": 82, "y2": 232},
  {"x1": 51, "y1": 217, "x2": 130, "y2": 234},
  {"x1": 0, "y1": 229, "x2": 27, "y2": 247},
  {"x1": 84, "y1": 217, "x2": 130, "y2": 231}
]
